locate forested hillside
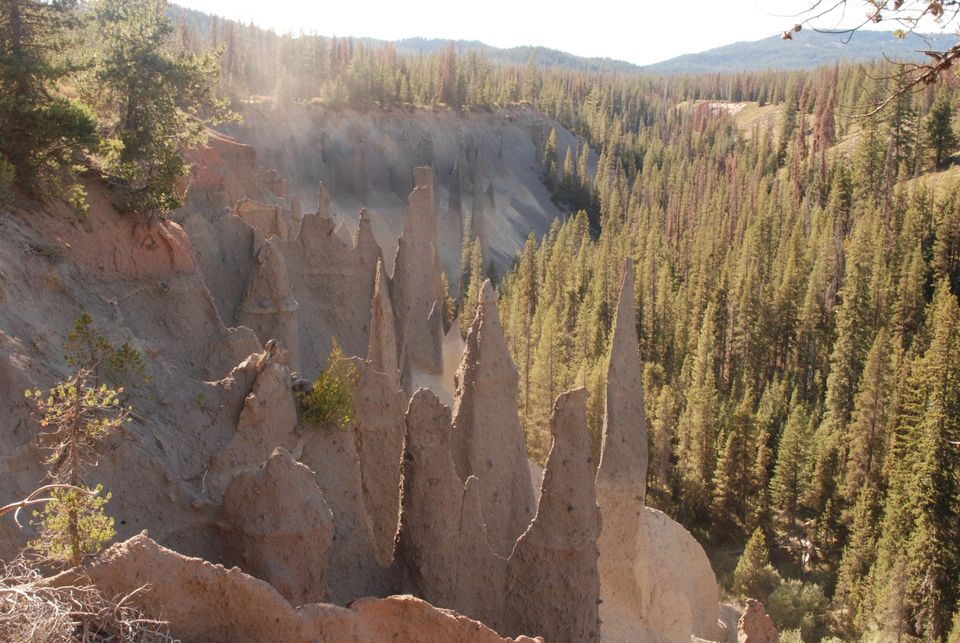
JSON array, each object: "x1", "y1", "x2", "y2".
[
  {"x1": 492, "y1": 64, "x2": 960, "y2": 642},
  {"x1": 2, "y1": 1, "x2": 959, "y2": 640}
]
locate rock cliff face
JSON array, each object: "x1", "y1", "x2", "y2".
[
  {"x1": 596, "y1": 259, "x2": 647, "y2": 640},
  {"x1": 219, "y1": 105, "x2": 594, "y2": 277},
  {"x1": 505, "y1": 388, "x2": 601, "y2": 643},
  {"x1": 0, "y1": 108, "x2": 721, "y2": 642},
  {"x1": 738, "y1": 599, "x2": 780, "y2": 643},
  {"x1": 392, "y1": 166, "x2": 445, "y2": 376},
  {"x1": 237, "y1": 238, "x2": 301, "y2": 371},
  {"x1": 395, "y1": 387, "x2": 601, "y2": 643},
  {"x1": 452, "y1": 280, "x2": 536, "y2": 556},
  {"x1": 367, "y1": 258, "x2": 400, "y2": 390},
  {"x1": 221, "y1": 448, "x2": 333, "y2": 605}
]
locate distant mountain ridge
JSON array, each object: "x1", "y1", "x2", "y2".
[
  {"x1": 169, "y1": 5, "x2": 958, "y2": 76},
  {"x1": 644, "y1": 29, "x2": 957, "y2": 73},
  {"x1": 385, "y1": 38, "x2": 642, "y2": 74}
]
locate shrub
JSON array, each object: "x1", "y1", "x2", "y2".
[
  {"x1": 296, "y1": 340, "x2": 357, "y2": 430},
  {"x1": 28, "y1": 485, "x2": 114, "y2": 565},
  {"x1": 65, "y1": 313, "x2": 151, "y2": 391},
  {"x1": 766, "y1": 580, "x2": 828, "y2": 641}
]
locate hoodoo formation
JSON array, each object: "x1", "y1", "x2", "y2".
[
  {"x1": 0, "y1": 144, "x2": 720, "y2": 642},
  {"x1": 7, "y1": 2, "x2": 955, "y2": 641}
]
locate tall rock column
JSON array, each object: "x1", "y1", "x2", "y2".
[
  {"x1": 597, "y1": 259, "x2": 647, "y2": 494},
  {"x1": 394, "y1": 389, "x2": 464, "y2": 605},
  {"x1": 392, "y1": 167, "x2": 444, "y2": 376},
  {"x1": 451, "y1": 280, "x2": 535, "y2": 556},
  {"x1": 505, "y1": 388, "x2": 601, "y2": 643},
  {"x1": 595, "y1": 258, "x2": 649, "y2": 639},
  {"x1": 367, "y1": 258, "x2": 400, "y2": 390},
  {"x1": 237, "y1": 236, "x2": 300, "y2": 372}
]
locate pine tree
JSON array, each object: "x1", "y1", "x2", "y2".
[
  {"x1": 835, "y1": 483, "x2": 882, "y2": 635},
  {"x1": 91, "y1": 0, "x2": 231, "y2": 215},
  {"x1": 528, "y1": 306, "x2": 563, "y2": 462},
  {"x1": 676, "y1": 303, "x2": 721, "y2": 521},
  {"x1": 925, "y1": 92, "x2": 957, "y2": 171},
  {"x1": 842, "y1": 328, "x2": 893, "y2": 501},
  {"x1": 711, "y1": 393, "x2": 754, "y2": 538},
  {"x1": 907, "y1": 280, "x2": 960, "y2": 641},
  {"x1": 0, "y1": 0, "x2": 97, "y2": 203},
  {"x1": 770, "y1": 400, "x2": 811, "y2": 544},
  {"x1": 25, "y1": 371, "x2": 128, "y2": 566},
  {"x1": 733, "y1": 527, "x2": 781, "y2": 601},
  {"x1": 948, "y1": 611, "x2": 960, "y2": 643},
  {"x1": 542, "y1": 127, "x2": 559, "y2": 190}
]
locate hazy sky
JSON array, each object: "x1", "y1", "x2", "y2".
[{"x1": 172, "y1": 0, "x2": 947, "y2": 65}]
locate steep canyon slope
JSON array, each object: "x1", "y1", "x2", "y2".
[{"x1": 0, "y1": 106, "x2": 719, "y2": 642}]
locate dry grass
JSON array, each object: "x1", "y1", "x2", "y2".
[{"x1": 0, "y1": 558, "x2": 171, "y2": 643}]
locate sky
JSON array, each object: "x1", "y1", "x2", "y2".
[{"x1": 172, "y1": 0, "x2": 953, "y2": 66}]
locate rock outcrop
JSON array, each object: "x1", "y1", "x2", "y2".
[
  {"x1": 367, "y1": 258, "x2": 400, "y2": 389},
  {"x1": 452, "y1": 279, "x2": 536, "y2": 556},
  {"x1": 395, "y1": 387, "x2": 602, "y2": 643},
  {"x1": 49, "y1": 533, "x2": 540, "y2": 643},
  {"x1": 284, "y1": 202, "x2": 379, "y2": 371},
  {"x1": 505, "y1": 388, "x2": 601, "y2": 643},
  {"x1": 395, "y1": 389, "x2": 465, "y2": 604},
  {"x1": 207, "y1": 350, "x2": 298, "y2": 499},
  {"x1": 392, "y1": 167, "x2": 445, "y2": 376},
  {"x1": 350, "y1": 358, "x2": 406, "y2": 566},
  {"x1": 237, "y1": 237, "x2": 300, "y2": 371},
  {"x1": 738, "y1": 599, "x2": 780, "y2": 643},
  {"x1": 234, "y1": 198, "x2": 288, "y2": 240},
  {"x1": 596, "y1": 259, "x2": 647, "y2": 497},
  {"x1": 635, "y1": 507, "x2": 721, "y2": 642},
  {"x1": 594, "y1": 259, "x2": 720, "y2": 643},
  {"x1": 596, "y1": 259, "x2": 648, "y2": 640},
  {"x1": 221, "y1": 448, "x2": 333, "y2": 605}
]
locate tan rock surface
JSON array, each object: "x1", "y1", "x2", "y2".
[
  {"x1": 221, "y1": 448, "x2": 333, "y2": 605},
  {"x1": 49, "y1": 533, "x2": 539, "y2": 643},
  {"x1": 237, "y1": 236, "x2": 301, "y2": 370},
  {"x1": 234, "y1": 198, "x2": 288, "y2": 239},
  {"x1": 367, "y1": 258, "x2": 400, "y2": 389},
  {"x1": 505, "y1": 388, "x2": 601, "y2": 643},
  {"x1": 596, "y1": 258, "x2": 649, "y2": 641},
  {"x1": 738, "y1": 599, "x2": 780, "y2": 643},
  {"x1": 635, "y1": 507, "x2": 721, "y2": 642},
  {"x1": 395, "y1": 388, "x2": 464, "y2": 604},
  {"x1": 452, "y1": 280, "x2": 536, "y2": 556},
  {"x1": 207, "y1": 351, "x2": 298, "y2": 499},
  {"x1": 350, "y1": 358, "x2": 406, "y2": 566},
  {"x1": 392, "y1": 167, "x2": 445, "y2": 374}
]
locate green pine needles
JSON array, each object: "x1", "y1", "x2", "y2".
[
  {"x1": 296, "y1": 340, "x2": 357, "y2": 431},
  {"x1": 25, "y1": 370, "x2": 128, "y2": 566}
]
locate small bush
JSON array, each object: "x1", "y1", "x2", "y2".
[
  {"x1": 296, "y1": 340, "x2": 357, "y2": 430},
  {"x1": 766, "y1": 580, "x2": 828, "y2": 641},
  {"x1": 28, "y1": 485, "x2": 115, "y2": 566},
  {"x1": 780, "y1": 630, "x2": 803, "y2": 643}
]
